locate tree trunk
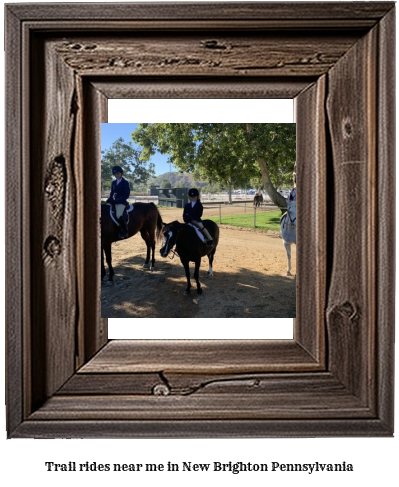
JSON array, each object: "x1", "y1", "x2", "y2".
[
  {"x1": 246, "y1": 124, "x2": 287, "y2": 212},
  {"x1": 257, "y1": 157, "x2": 287, "y2": 212},
  {"x1": 228, "y1": 181, "x2": 232, "y2": 204}
]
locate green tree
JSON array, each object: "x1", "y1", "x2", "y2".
[
  {"x1": 132, "y1": 123, "x2": 295, "y2": 208},
  {"x1": 246, "y1": 123, "x2": 296, "y2": 209},
  {"x1": 101, "y1": 137, "x2": 155, "y2": 194},
  {"x1": 160, "y1": 179, "x2": 172, "y2": 189}
]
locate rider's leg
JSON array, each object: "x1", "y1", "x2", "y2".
[
  {"x1": 115, "y1": 204, "x2": 128, "y2": 238},
  {"x1": 192, "y1": 220, "x2": 214, "y2": 247}
]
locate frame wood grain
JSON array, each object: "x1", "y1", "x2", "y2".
[{"x1": 5, "y1": 2, "x2": 395, "y2": 437}]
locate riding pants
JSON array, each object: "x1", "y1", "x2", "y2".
[
  {"x1": 115, "y1": 203, "x2": 126, "y2": 219},
  {"x1": 190, "y1": 219, "x2": 205, "y2": 231},
  {"x1": 191, "y1": 220, "x2": 213, "y2": 243}
]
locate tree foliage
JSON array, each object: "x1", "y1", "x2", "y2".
[
  {"x1": 101, "y1": 137, "x2": 155, "y2": 193},
  {"x1": 132, "y1": 123, "x2": 296, "y2": 208},
  {"x1": 160, "y1": 179, "x2": 172, "y2": 189}
]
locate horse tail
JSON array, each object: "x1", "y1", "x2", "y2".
[{"x1": 151, "y1": 203, "x2": 163, "y2": 240}]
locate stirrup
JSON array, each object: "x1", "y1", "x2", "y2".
[{"x1": 206, "y1": 240, "x2": 214, "y2": 247}]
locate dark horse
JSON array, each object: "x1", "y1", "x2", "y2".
[
  {"x1": 160, "y1": 220, "x2": 220, "y2": 296},
  {"x1": 253, "y1": 193, "x2": 263, "y2": 208},
  {"x1": 101, "y1": 202, "x2": 163, "y2": 281}
]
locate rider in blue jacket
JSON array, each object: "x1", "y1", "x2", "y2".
[
  {"x1": 183, "y1": 188, "x2": 214, "y2": 247},
  {"x1": 106, "y1": 165, "x2": 130, "y2": 238}
]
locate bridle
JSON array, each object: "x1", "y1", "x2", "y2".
[
  {"x1": 283, "y1": 204, "x2": 296, "y2": 230},
  {"x1": 166, "y1": 247, "x2": 179, "y2": 260},
  {"x1": 163, "y1": 227, "x2": 194, "y2": 261},
  {"x1": 287, "y1": 206, "x2": 296, "y2": 226},
  {"x1": 162, "y1": 230, "x2": 176, "y2": 260}
]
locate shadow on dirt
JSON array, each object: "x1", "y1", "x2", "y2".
[{"x1": 101, "y1": 253, "x2": 296, "y2": 319}]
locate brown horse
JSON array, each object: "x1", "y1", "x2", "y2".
[
  {"x1": 253, "y1": 193, "x2": 263, "y2": 208},
  {"x1": 101, "y1": 202, "x2": 163, "y2": 281}
]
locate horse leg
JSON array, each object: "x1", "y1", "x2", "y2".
[
  {"x1": 140, "y1": 229, "x2": 152, "y2": 269},
  {"x1": 104, "y1": 243, "x2": 114, "y2": 281},
  {"x1": 207, "y1": 250, "x2": 215, "y2": 277},
  {"x1": 194, "y1": 259, "x2": 202, "y2": 295},
  {"x1": 147, "y1": 227, "x2": 156, "y2": 270},
  {"x1": 182, "y1": 260, "x2": 191, "y2": 296},
  {"x1": 283, "y1": 241, "x2": 292, "y2": 276}
]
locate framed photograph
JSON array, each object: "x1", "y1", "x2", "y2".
[
  {"x1": 101, "y1": 104, "x2": 296, "y2": 331},
  {"x1": 5, "y1": 2, "x2": 395, "y2": 437}
]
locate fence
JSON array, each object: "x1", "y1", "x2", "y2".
[
  {"x1": 202, "y1": 201, "x2": 281, "y2": 228},
  {"x1": 101, "y1": 193, "x2": 283, "y2": 229},
  {"x1": 101, "y1": 192, "x2": 273, "y2": 204}
]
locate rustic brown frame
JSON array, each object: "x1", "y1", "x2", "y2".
[{"x1": 5, "y1": 2, "x2": 395, "y2": 438}]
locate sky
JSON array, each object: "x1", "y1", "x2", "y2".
[{"x1": 101, "y1": 123, "x2": 172, "y2": 176}]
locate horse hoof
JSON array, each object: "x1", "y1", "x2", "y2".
[
  {"x1": 150, "y1": 266, "x2": 155, "y2": 271},
  {"x1": 143, "y1": 263, "x2": 150, "y2": 269},
  {"x1": 197, "y1": 289, "x2": 203, "y2": 295},
  {"x1": 184, "y1": 290, "x2": 191, "y2": 296},
  {"x1": 286, "y1": 271, "x2": 292, "y2": 276}
]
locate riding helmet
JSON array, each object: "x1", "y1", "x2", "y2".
[
  {"x1": 112, "y1": 165, "x2": 124, "y2": 175},
  {"x1": 188, "y1": 188, "x2": 199, "y2": 198}
]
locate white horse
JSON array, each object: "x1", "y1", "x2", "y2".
[{"x1": 280, "y1": 199, "x2": 296, "y2": 276}]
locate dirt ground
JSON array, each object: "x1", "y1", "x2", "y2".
[{"x1": 101, "y1": 207, "x2": 296, "y2": 318}]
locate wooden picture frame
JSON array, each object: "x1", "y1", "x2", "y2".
[{"x1": 5, "y1": 2, "x2": 395, "y2": 438}]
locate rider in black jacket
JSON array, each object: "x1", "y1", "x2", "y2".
[
  {"x1": 106, "y1": 165, "x2": 130, "y2": 239},
  {"x1": 183, "y1": 188, "x2": 214, "y2": 247}
]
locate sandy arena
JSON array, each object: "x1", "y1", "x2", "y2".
[{"x1": 101, "y1": 206, "x2": 296, "y2": 319}]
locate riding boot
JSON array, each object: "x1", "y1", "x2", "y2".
[
  {"x1": 202, "y1": 228, "x2": 214, "y2": 247},
  {"x1": 118, "y1": 217, "x2": 128, "y2": 239}
]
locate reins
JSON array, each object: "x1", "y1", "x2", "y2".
[
  {"x1": 165, "y1": 230, "x2": 194, "y2": 261},
  {"x1": 167, "y1": 249, "x2": 179, "y2": 260},
  {"x1": 283, "y1": 206, "x2": 296, "y2": 229},
  {"x1": 287, "y1": 208, "x2": 296, "y2": 227}
]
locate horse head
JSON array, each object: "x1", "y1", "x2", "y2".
[{"x1": 160, "y1": 221, "x2": 181, "y2": 257}]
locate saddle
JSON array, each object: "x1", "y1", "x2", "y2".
[
  {"x1": 106, "y1": 203, "x2": 134, "y2": 227},
  {"x1": 187, "y1": 223, "x2": 206, "y2": 243}
]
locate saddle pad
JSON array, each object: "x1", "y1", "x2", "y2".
[
  {"x1": 187, "y1": 223, "x2": 206, "y2": 242},
  {"x1": 107, "y1": 203, "x2": 134, "y2": 226}
]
